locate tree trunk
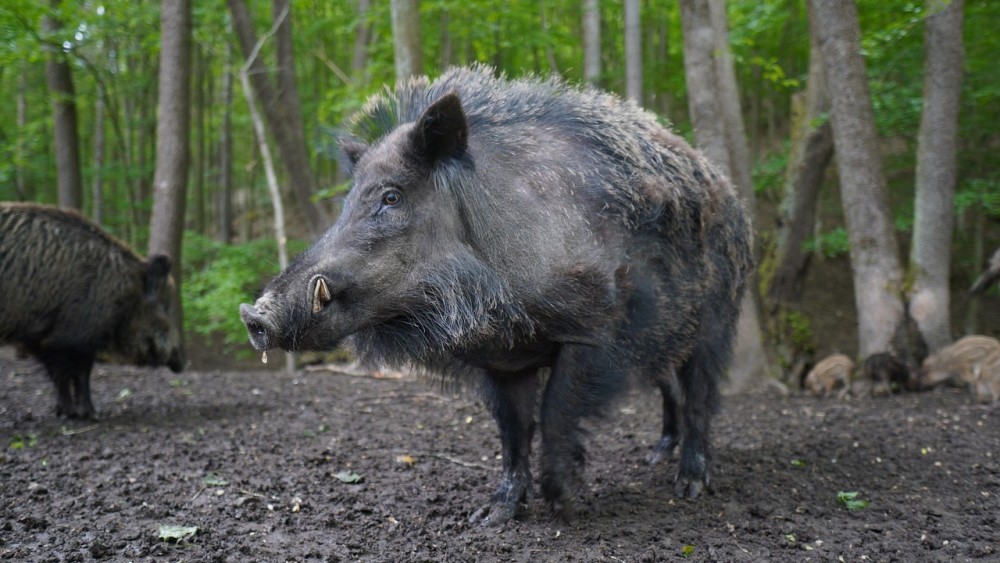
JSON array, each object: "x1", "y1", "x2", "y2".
[
  {"x1": 680, "y1": 0, "x2": 771, "y2": 387},
  {"x1": 768, "y1": 25, "x2": 833, "y2": 307},
  {"x1": 909, "y1": 0, "x2": 964, "y2": 353},
  {"x1": 624, "y1": 0, "x2": 642, "y2": 104},
  {"x1": 148, "y1": 0, "x2": 192, "y2": 268},
  {"x1": 582, "y1": 0, "x2": 601, "y2": 85},
  {"x1": 43, "y1": 1, "x2": 84, "y2": 210},
  {"x1": 217, "y1": 40, "x2": 235, "y2": 244},
  {"x1": 390, "y1": 0, "x2": 422, "y2": 81},
  {"x1": 811, "y1": 0, "x2": 906, "y2": 359},
  {"x1": 679, "y1": 0, "x2": 729, "y2": 171},
  {"x1": 708, "y1": 0, "x2": 753, "y2": 204},
  {"x1": 16, "y1": 62, "x2": 28, "y2": 200},
  {"x1": 228, "y1": 0, "x2": 326, "y2": 239},
  {"x1": 240, "y1": 13, "x2": 293, "y2": 372},
  {"x1": 92, "y1": 85, "x2": 106, "y2": 225},
  {"x1": 352, "y1": 0, "x2": 372, "y2": 82},
  {"x1": 194, "y1": 43, "x2": 206, "y2": 234}
]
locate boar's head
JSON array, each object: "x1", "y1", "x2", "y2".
[
  {"x1": 241, "y1": 92, "x2": 530, "y2": 363},
  {"x1": 116, "y1": 254, "x2": 185, "y2": 372}
]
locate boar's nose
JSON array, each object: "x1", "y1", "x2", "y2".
[{"x1": 240, "y1": 303, "x2": 275, "y2": 352}]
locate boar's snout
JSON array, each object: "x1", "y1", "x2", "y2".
[{"x1": 240, "y1": 303, "x2": 276, "y2": 352}]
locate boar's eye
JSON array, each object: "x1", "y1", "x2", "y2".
[{"x1": 381, "y1": 190, "x2": 402, "y2": 207}]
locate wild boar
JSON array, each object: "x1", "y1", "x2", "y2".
[
  {"x1": 803, "y1": 353, "x2": 853, "y2": 399},
  {"x1": 918, "y1": 335, "x2": 1000, "y2": 390},
  {"x1": 862, "y1": 352, "x2": 912, "y2": 396},
  {"x1": 971, "y1": 350, "x2": 1000, "y2": 404},
  {"x1": 240, "y1": 66, "x2": 753, "y2": 525},
  {"x1": 0, "y1": 203, "x2": 184, "y2": 419}
]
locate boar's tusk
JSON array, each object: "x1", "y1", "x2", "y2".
[{"x1": 312, "y1": 276, "x2": 333, "y2": 314}]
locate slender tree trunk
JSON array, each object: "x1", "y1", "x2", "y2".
[
  {"x1": 194, "y1": 43, "x2": 206, "y2": 234},
  {"x1": 811, "y1": 0, "x2": 906, "y2": 359},
  {"x1": 681, "y1": 0, "x2": 771, "y2": 386},
  {"x1": 708, "y1": 0, "x2": 752, "y2": 203},
  {"x1": 43, "y1": 0, "x2": 84, "y2": 210},
  {"x1": 582, "y1": 0, "x2": 601, "y2": 85},
  {"x1": 148, "y1": 0, "x2": 192, "y2": 268},
  {"x1": 240, "y1": 13, "x2": 292, "y2": 372},
  {"x1": 92, "y1": 85, "x2": 106, "y2": 225},
  {"x1": 680, "y1": 0, "x2": 729, "y2": 171},
  {"x1": 624, "y1": 0, "x2": 642, "y2": 104},
  {"x1": 228, "y1": 0, "x2": 326, "y2": 239},
  {"x1": 768, "y1": 26, "x2": 833, "y2": 307},
  {"x1": 217, "y1": 40, "x2": 235, "y2": 244},
  {"x1": 909, "y1": 0, "x2": 964, "y2": 353},
  {"x1": 352, "y1": 0, "x2": 372, "y2": 82},
  {"x1": 390, "y1": 0, "x2": 422, "y2": 81},
  {"x1": 16, "y1": 62, "x2": 28, "y2": 200}
]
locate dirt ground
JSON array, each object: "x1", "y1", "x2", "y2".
[{"x1": 3, "y1": 343, "x2": 1000, "y2": 563}]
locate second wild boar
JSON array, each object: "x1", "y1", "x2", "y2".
[{"x1": 0, "y1": 203, "x2": 184, "y2": 419}]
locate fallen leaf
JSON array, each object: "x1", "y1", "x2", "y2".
[
  {"x1": 203, "y1": 473, "x2": 228, "y2": 487},
  {"x1": 158, "y1": 525, "x2": 198, "y2": 542},
  {"x1": 333, "y1": 471, "x2": 363, "y2": 484},
  {"x1": 396, "y1": 455, "x2": 416, "y2": 466}
]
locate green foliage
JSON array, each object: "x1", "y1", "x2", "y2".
[
  {"x1": 955, "y1": 176, "x2": 1000, "y2": 218},
  {"x1": 836, "y1": 490, "x2": 870, "y2": 511},
  {"x1": 804, "y1": 228, "x2": 850, "y2": 259},
  {"x1": 752, "y1": 141, "x2": 790, "y2": 199},
  {"x1": 182, "y1": 232, "x2": 307, "y2": 350}
]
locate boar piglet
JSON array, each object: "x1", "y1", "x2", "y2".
[
  {"x1": 803, "y1": 353, "x2": 853, "y2": 399},
  {"x1": 241, "y1": 66, "x2": 753, "y2": 526},
  {"x1": 918, "y1": 335, "x2": 1000, "y2": 390},
  {"x1": 0, "y1": 203, "x2": 184, "y2": 419}
]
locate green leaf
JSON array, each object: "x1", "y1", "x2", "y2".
[
  {"x1": 790, "y1": 459, "x2": 807, "y2": 468},
  {"x1": 202, "y1": 473, "x2": 228, "y2": 487},
  {"x1": 681, "y1": 544, "x2": 695, "y2": 557},
  {"x1": 158, "y1": 525, "x2": 198, "y2": 542},
  {"x1": 8, "y1": 433, "x2": 36, "y2": 450},
  {"x1": 116, "y1": 388, "x2": 133, "y2": 402},
  {"x1": 333, "y1": 471, "x2": 363, "y2": 484},
  {"x1": 837, "y1": 491, "x2": 870, "y2": 510}
]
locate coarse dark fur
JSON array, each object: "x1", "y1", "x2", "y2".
[
  {"x1": 862, "y1": 352, "x2": 913, "y2": 395},
  {"x1": 241, "y1": 66, "x2": 753, "y2": 525},
  {"x1": 0, "y1": 203, "x2": 184, "y2": 419}
]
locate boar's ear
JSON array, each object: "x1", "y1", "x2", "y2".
[
  {"x1": 412, "y1": 91, "x2": 468, "y2": 164},
  {"x1": 144, "y1": 254, "x2": 173, "y2": 297},
  {"x1": 339, "y1": 138, "x2": 368, "y2": 174}
]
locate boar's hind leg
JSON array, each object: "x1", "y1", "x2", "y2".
[
  {"x1": 470, "y1": 369, "x2": 540, "y2": 527},
  {"x1": 673, "y1": 315, "x2": 736, "y2": 499},
  {"x1": 647, "y1": 371, "x2": 681, "y2": 465},
  {"x1": 39, "y1": 349, "x2": 97, "y2": 419},
  {"x1": 539, "y1": 345, "x2": 628, "y2": 519}
]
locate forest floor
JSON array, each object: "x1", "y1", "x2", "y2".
[{"x1": 3, "y1": 346, "x2": 1000, "y2": 562}]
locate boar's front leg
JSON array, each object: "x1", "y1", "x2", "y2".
[
  {"x1": 469, "y1": 369, "x2": 540, "y2": 527},
  {"x1": 39, "y1": 349, "x2": 97, "y2": 419},
  {"x1": 540, "y1": 344, "x2": 628, "y2": 519}
]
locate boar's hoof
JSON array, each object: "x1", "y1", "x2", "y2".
[
  {"x1": 469, "y1": 499, "x2": 520, "y2": 527},
  {"x1": 646, "y1": 435, "x2": 679, "y2": 465},
  {"x1": 674, "y1": 454, "x2": 712, "y2": 500},
  {"x1": 469, "y1": 472, "x2": 533, "y2": 527}
]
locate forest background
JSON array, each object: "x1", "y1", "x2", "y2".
[{"x1": 0, "y1": 0, "x2": 997, "y2": 384}]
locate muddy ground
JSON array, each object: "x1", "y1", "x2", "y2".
[{"x1": 2, "y1": 346, "x2": 999, "y2": 563}]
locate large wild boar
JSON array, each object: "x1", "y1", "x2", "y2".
[
  {"x1": 918, "y1": 335, "x2": 1000, "y2": 389},
  {"x1": 0, "y1": 203, "x2": 184, "y2": 419},
  {"x1": 240, "y1": 66, "x2": 753, "y2": 525}
]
